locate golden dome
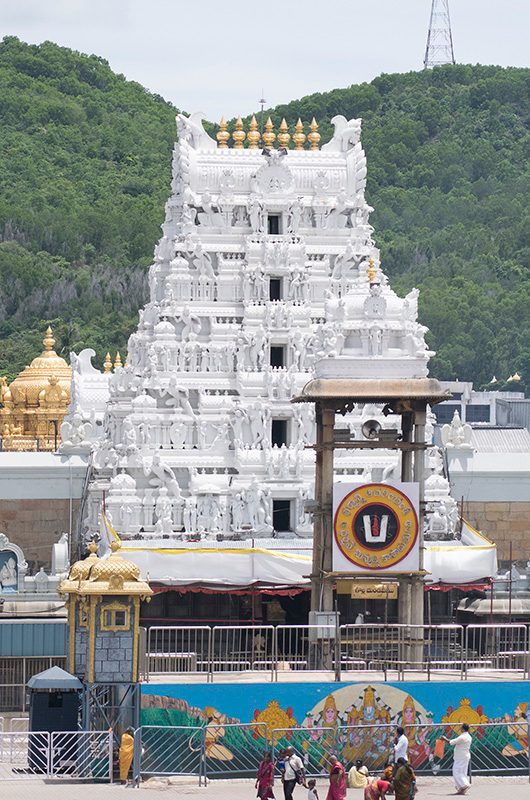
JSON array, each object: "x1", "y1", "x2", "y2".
[
  {"x1": 68, "y1": 541, "x2": 100, "y2": 582},
  {"x1": 90, "y1": 540, "x2": 141, "y2": 584},
  {"x1": 7, "y1": 326, "x2": 71, "y2": 408}
]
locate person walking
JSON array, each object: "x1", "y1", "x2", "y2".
[
  {"x1": 442, "y1": 723, "x2": 472, "y2": 795},
  {"x1": 307, "y1": 779, "x2": 319, "y2": 800},
  {"x1": 326, "y1": 755, "x2": 347, "y2": 800},
  {"x1": 393, "y1": 727, "x2": 408, "y2": 764},
  {"x1": 283, "y1": 746, "x2": 305, "y2": 800},
  {"x1": 256, "y1": 751, "x2": 275, "y2": 799},
  {"x1": 392, "y1": 758, "x2": 417, "y2": 800}
]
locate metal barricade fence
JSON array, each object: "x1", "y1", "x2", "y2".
[
  {"x1": 0, "y1": 731, "x2": 49, "y2": 780},
  {"x1": 469, "y1": 722, "x2": 529, "y2": 776},
  {"x1": 143, "y1": 623, "x2": 530, "y2": 680},
  {"x1": 146, "y1": 626, "x2": 211, "y2": 678},
  {"x1": 465, "y1": 624, "x2": 529, "y2": 677},
  {"x1": 8, "y1": 718, "x2": 29, "y2": 733},
  {"x1": 272, "y1": 720, "x2": 530, "y2": 778},
  {"x1": 133, "y1": 722, "x2": 269, "y2": 785},
  {"x1": 130, "y1": 718, "x2": 530, "y2": 784},
  {"x1": 396, "y1": 625, "x2": 465, "y2": 678},
  {"x1": 49, "y1": 731, "x2": 112, "y2": 780},
  {"x1": 339, "y1": 624, "x2": 402, "y2": 676},
  {"x1": 211, "y1": 626, "x2": 275, "y2": 680},
  {"x1": 275, "y1": 626, "x2": 339, "y2": 678},
  {"x1": 135, "y1": 725, "x2": 204, "y2": 785},
  {"x1": 203, "y1": 723, "x2": 268, "y2": 780},
  {"x1": 271, "y1": 726, "x2": 338, "y2": 777}
]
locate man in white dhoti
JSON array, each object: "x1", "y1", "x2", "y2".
[{"x1": 443, "y1": 723, "x2": 472, "y2": 794}]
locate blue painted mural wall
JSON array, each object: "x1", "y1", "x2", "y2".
[{"x1": 142, "y1": 680, "x2": 530, "y2": 726}]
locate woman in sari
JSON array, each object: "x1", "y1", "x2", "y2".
[
  {"x1": 326, "y1": 755, "x2": 347, "y2": 800},
  {"x1": 256, "y1": 751, "x2": 275, "y2": 799},
  {"x1": 364, "y1": 768, "x2": 393, "y2": 800},
  {"x1": 119, "y1": 727, "x2": 135, "y2": 785},
  {"x1": 393, "y1": 758, "x2": 417, "y2": 800}
]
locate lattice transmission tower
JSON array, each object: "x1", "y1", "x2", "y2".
[{"x1": 424, "y1": 0, "x2": 456, "y2": 69}]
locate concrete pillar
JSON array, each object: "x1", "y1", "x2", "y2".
[
  {"x1": 399, "y1": 411, "x2": 414, "y2": 628},
  {"x1": 311, "y1": 403, "x2": 335, "y2": 613},
  {"x1": 310, "y1": 404, "x2": 323, "y2": 612}
]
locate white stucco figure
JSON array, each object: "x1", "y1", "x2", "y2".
[
  {"x1": 441, "y1": 411, "x2": 473, "y2": 450},
  {"x1": 144, "y1": 452, "x2": 181, "y2": 498}
]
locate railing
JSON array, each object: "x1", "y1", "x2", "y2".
[
  {"x1": 271, "y1": 721, "x2": 530, "y2": 778},
  {"x1": 211, "y1": 626, "x2": 275, "y2": 681},
  {"x1": 131, "y1": 720, "x2": 530, "y2": 784},
  {"x1": 0, "y1": 730, "x2": 112, "y2": 781},
  {"x1": 145, "y1": 623, "x2": 530, "y2": 681},
  {"x1": 0, "y1": 657, "x2": 67, "y2": 712},
  {"x1": 465, "y1": 624, "x2": 529, "y2": 677}
]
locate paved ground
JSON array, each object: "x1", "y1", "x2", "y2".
[{"x1": 1, "y1": 776, "x2": 529, "y2": 799}]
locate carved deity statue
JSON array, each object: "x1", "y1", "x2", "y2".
[
  {"x1": 143, "y1": 451, "x2": 182, "y2": 498},
  {"x1": 441, "y1": 411, "x2": 473, "y2": 450}
]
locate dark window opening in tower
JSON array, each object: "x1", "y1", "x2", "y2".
[
  {"x1": 267, "y1": 215, "x2": 281, "y2": 235},
  {"x1": 273, "y1": 499, "x2": 292, "y2": 532},
  {"x1": 269, "y1": 277, "x2": 282, "y2": 301},
  {"x1": 271, "y1": 418, "x2": 289, "y2": 447},
  {"x1": 270, "y1": 345, "x2": 285, "y2": 368}
]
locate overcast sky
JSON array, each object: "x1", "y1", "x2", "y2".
[{"x1": 2, "y1": 0, "x2": 529, "y2": 120}]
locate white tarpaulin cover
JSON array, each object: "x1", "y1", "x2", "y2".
[
  {"x1": 101, "y1": 515, "x2": 496, "y2": 590},
  {"x1": 423, "y1": 520, "x2": 498, "y2": 586},
  {"x1": 119, "y1": 544, "x2": 312, "y2": 590}
]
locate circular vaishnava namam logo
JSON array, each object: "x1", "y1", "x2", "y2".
[{"x1": 334, "y1": 484, "x2": 418, "y2": 571}]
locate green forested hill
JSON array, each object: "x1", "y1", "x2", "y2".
[{"x1": 1, "y1": 36, "x2": 529, "y2": 389}]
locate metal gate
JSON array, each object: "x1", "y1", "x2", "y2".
[
  {"x1": 50, "y1": 731, "x2": 112, "y2": 780},
  {"x1": 0, "y1": 731, "x2": 49, "y2": 780},
  {"x1": 0, "y1": 730, "x2": 112, "y2": 781}
]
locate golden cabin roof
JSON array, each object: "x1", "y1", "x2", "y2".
[
  {"x1": 3, "y1": 326, "x2": 71, "y2": 408},
  {"x1": 60, "y1": 541, "x2": 152, "y2": 598}
]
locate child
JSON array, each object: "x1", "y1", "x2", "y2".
[
  {"x1": 276, "y1": 748, "x2": 287, "y2": 778},
  {"x1": 307, "y1": 778, "x2": 319, "y2": 800}
]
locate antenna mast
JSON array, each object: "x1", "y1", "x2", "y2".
[{"x1": 424, "y1": 0, "x2": 456, "y2": 69}]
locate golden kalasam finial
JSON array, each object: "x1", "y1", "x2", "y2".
[
  {"x1": 262, "y1": 116, "x2": 276, "y2": 149},
  {"x1": 232, "y1": 116, "x2": 246, "y2": 149},
  {"x1": 367, "y1": 257, "x2": 377, "y2": 283},
  {"x1": 293, "y1": 119, "x2": 306, "y2": 150},
  {"x1": 43, "y1": 326, "x2": 55, "y2": 352},
  {"x1": 216, "y1": 117, "x2": 229, "y2": 149},
  {"x1": 103, "y1": 352, "x2": 113, "y2": 373},
  {"x1": 308, "y1": 118, "x2": 321, "y2": 150},
  {"x1": 114, "y1": 351, "x2": 123, "y2": 370},
  {"x1": 278, "y1": 118, "x2": 291, "y2": 148},
  {"x1": 247, "y1": 115, "x2": 261, "y2": 149}
]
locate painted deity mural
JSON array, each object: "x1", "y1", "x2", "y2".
[{"x1": 142, "y1": 681, "x2": 530, "y2": 776}]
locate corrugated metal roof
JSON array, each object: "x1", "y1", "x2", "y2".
[
  {"x1": 471, "y1": 427, "x2": 530, "y2": 453},
  {"x1": 496, "y1": 399, "x2": 530, "y2": 431},
  {"x1": 0, "y1": 620, "x2": 67, "y2": 657}
]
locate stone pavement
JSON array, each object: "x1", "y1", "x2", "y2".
[{"x1": 1, "y1": 777, "x2": 529, "y2": 799}]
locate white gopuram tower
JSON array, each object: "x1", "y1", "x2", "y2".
[{"x1": 83, "y1": 113, "x2": 460, "y2": 581}]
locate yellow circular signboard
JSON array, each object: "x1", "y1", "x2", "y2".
[{"x1": 334, "y1": 483, "x2": 419, "y2": 571}]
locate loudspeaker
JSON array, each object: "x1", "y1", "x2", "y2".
[{"x1": 362, "y1": 419, "x2": 381, "y2": 440}]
